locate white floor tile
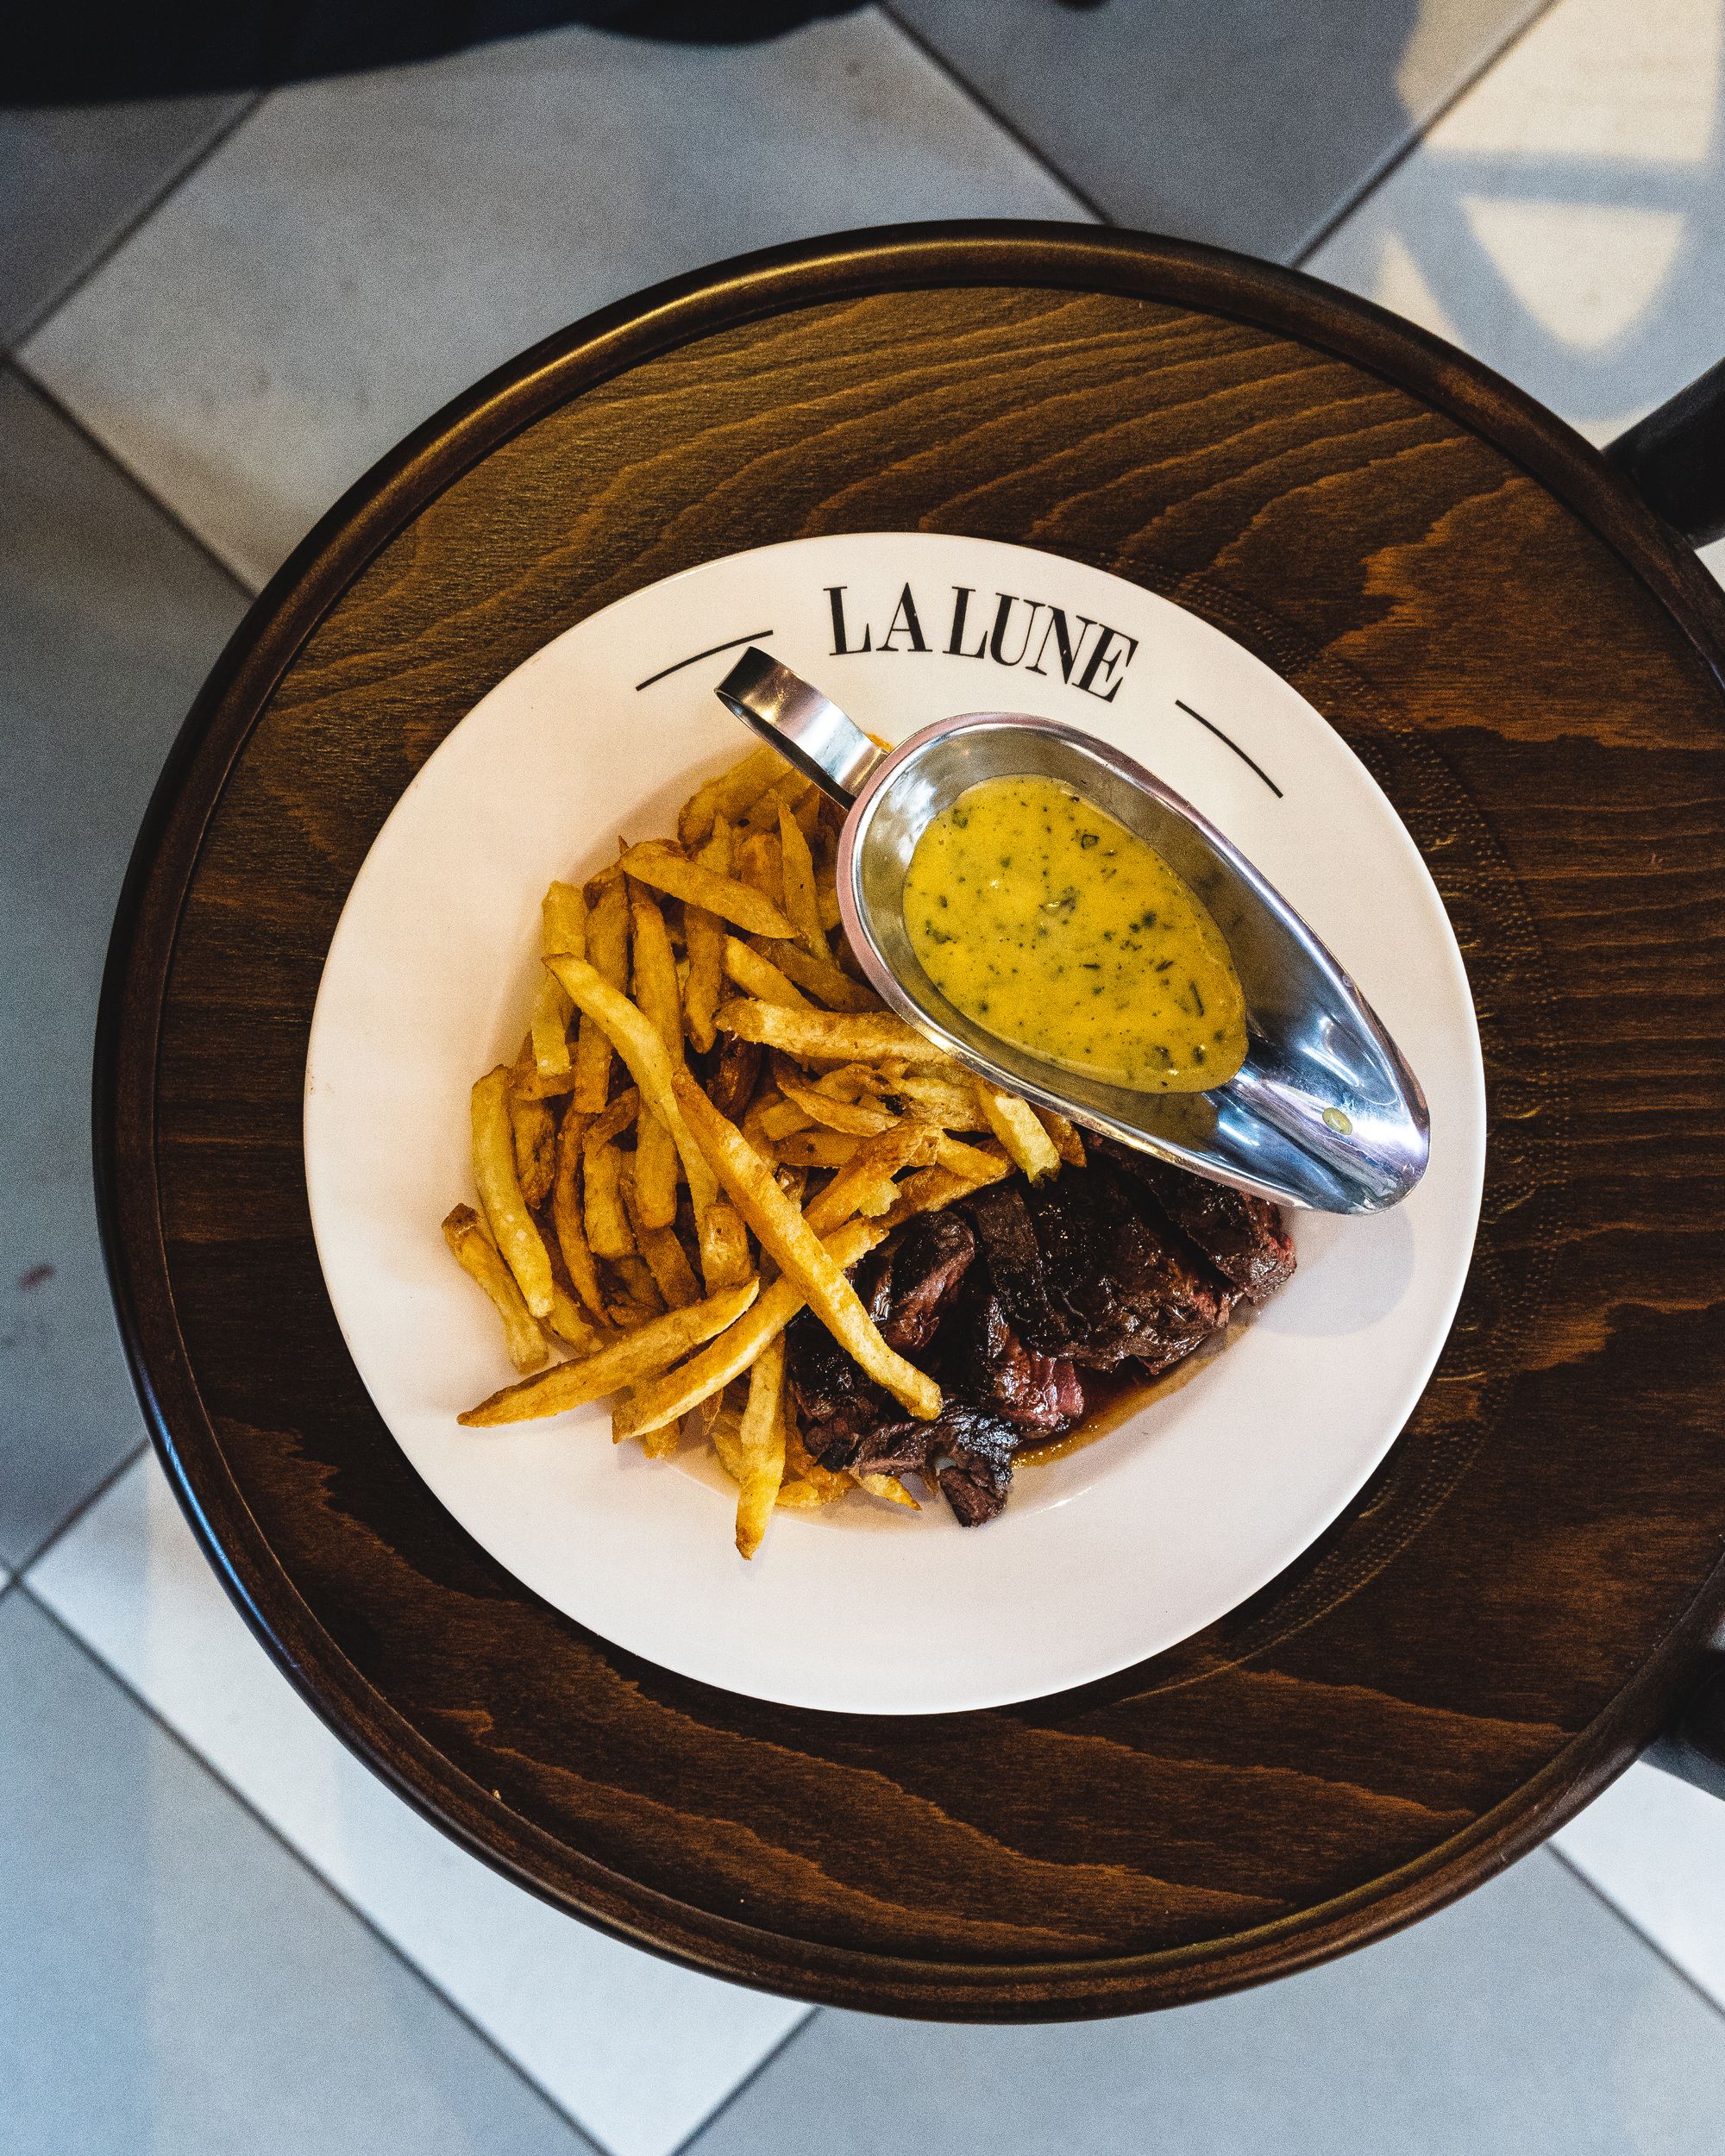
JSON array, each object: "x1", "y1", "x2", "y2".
[
  {"x1": 1556, "y1": 1762, "x2": 1725, "y2": 2013},
  {"x1": 19, "y1": 11, "x2": 1082, "y2": 590},
  {"x1": 27, "y1": 1456, "x2": 806, "y2": 2156},
  {"x1": 1308, "y1": 0, "x2": 1725, "y2": 445}
]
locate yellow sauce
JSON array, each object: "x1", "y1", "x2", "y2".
[{"x1": 903, "y1": 776, "x2": 1247, "y2": 1092}]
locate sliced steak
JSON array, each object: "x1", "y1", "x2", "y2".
[
  {"x1": 959, "y1": 1181, "x2": 1076, "y2": 1352},
  {"x1": 1095, "y1": 1138, "x2": 1295, "y2": 1302},
  {"x1": 938, "y1": 1267, "x2": 1083, "y2": 1436},
  {"x1": 1024, "y1": 1158, "x2": 1236, "y2": 1372},
  {"x1": 860, "y1": 1404, "x2": 1021, "y2": 1526},
  {"x1": 786, "y1": 1306, "x2": 892, "y2": 1470},
  {"x1": 870, "y1": 1211, "x2": 977, "y2": 1354}
]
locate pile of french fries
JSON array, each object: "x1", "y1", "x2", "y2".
[{"x1": 443, "y1": 741, "x2": 1082, "y2": 1557}]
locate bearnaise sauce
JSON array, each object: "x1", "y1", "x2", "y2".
[{"x1": 903, "y1": 775, "x2": 1246, "y2": 1093}]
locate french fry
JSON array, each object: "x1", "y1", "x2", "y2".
[
  {"x1": 681, "y1": 818, "x2": 731, "y2": 1055},
  {"x1": 971, "y1": 1075, "x2": 1061, "y2": 1181},
  {"x1": 733, "y1": 1334, "x2": 787, "y2": 1559},
  {"x1": 743, "y1": 768, "x2": 812, "y2": 833},
  {"x1": 546, "y1": 957, "x2": 719, "y2": 1225},
  {"x1": 531, "y1": 880, "x2": 586, "y2": 1080},
  {"x1": 585, "y1": 1087, "x2": 641, "y2": 1145},
  {"x1": 471, "y1": 1066, "x2": 555, "y2": 1317},
  {"x1": 610, "y1": 1253, "x2": 667, "y2": 1315},
  {"x1": 777, "y1": 800, "x2": 828, "y2": 961},
  {"x1": 617, "y1": 842, "x2": 798, "y2": 941},
  {"x1": 546, "y1": 1276, "x2": 605, "y2": 1356},
  {"x1": 672, "y1": 1073, "x2": 940, "y2": 1420},
  {"x1": 612, "y1": 1218, "x2": 882, "y2": 1438},
  {"x1": 894, "y1": 1070, "x2": 988, "y2": 1127},
  {"x1": 774, "y1": 1479, "x2": 827, "y2": 1509},
  {"x1": 550, "y1": 1107, "x2": 606, "y2": 1319},
  {"x1": 881, "y1": 1153, "x2": 1012, "y2": 1229},
  {"x1": 442, "y1": 1205, "x2": 549, "y2": 1372},
  {"x1": 775, "y1": 1059, "x2": 896, "y2": 1136},
  {"x1": 459, "y1": 1280, "x2": 761, "y2": 1425},
  {"x1": 804, "y1": 1121, "x2": 939, "y2": 1234},
  {"x1": 749, "y1": 938, "x2": 882, "y2": 1012},
  {"x1": 1034, "y1": 1105, "x2": 1087, "y2": 1168},
  {"x1": 715, "y1": 999, "x2": 948, "y2": 1065},
  {"x1": 700, "y1": 1198, "x2": 754, "y2": 1288},
  {"x1": 773, "y1": 1130, "x2": 863, "y2": 1169},
  {"x1": 722, "y1": 937, "x2": 813, "y2": 1010},
  {"x1": 508, "y1": 1074, "x2": 556, "y2": 1209},
  {"x1": 857, "y1": 1472, "x2": 920, "y2": 1509},
  {"x1": 582, "y1": 1135, "x2": 635, "y2": 1260},
  {"x1": 707, "y1": 1035, "x2": 761, "y2": 1120},
  {"x1": 934, "y1": 1134, "x2": 1010, "y2": 1181},
  {"x1": 574, "y1": 870, "x2": 630, "y2": 1111},
  {"x1": 678, "y1": 743, "x2": 788, "y2": 847},
  {"x1": 630, "y1": 881, "x2": 685, "y2": 1229},
  {"x1": 736, "y1": 830, "x2": 785, "y2": 912},
  {"x1": 619, "y1": 1167, "x2": 701, "y2": 1311}
]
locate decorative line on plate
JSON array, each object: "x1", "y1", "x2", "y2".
[
  {"x1": 635, "y1": 630, "x2": 775, "y2": 693},
  {"x1": 1173, "y1": 699, "x2": 1283, "y2": 799}
]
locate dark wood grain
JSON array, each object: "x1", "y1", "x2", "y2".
[{"x1": 97, "y1": 223, "x2": 1725, "y2": 2017}]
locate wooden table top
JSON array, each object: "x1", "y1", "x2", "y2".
[{"x1": 97, "y1": 223, "x2": 1725, "y2": 2017}]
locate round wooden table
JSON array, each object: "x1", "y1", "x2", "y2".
[{"x1": 97, "y1": 223, "x2": 1725, "y2": 2017}]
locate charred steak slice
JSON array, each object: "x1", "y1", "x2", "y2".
[
  {"x1": 1025, "y1": 1158, "x2": 1236, "y2": 1372},
  {"x1": 858, "y1": 1404, "x2": 1021, "y2": 1526},
  {"x1": 938, "y1": 1266, "x2": 1083, "y2": 1436},
  {"x1": 960, "y1": 1181, "x2": 1076, "y2": 1352},
  {"x1": 1095, "y1": 1138, "x2": 1295, "y2": 1302},
  {"x1": 786, "y1": 1305, "x2": 892, "y2": 1470},
  {"x1": 870, "y1": 1211, "x2": 977, "y2": 1354}
]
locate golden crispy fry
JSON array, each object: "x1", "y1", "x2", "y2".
[
  {"x1": 633, "y1": 1105, "x2": 680, "y2": 1233},
  {"x1": 546, "y1": 1277, "x2": 605, "y2": 1355},
  {"x1": 775, "y1": 1060, "x2": 896, "y2": 1136},
  {"x1": 545, "y1": 956, "x2": 719, "y2": 1227},
  {"x1": 774, "y1": 1479, "x2": 827, "y2": 1508},
  {"x1": 459, "y1": 1279, "x2": 761, "y2": 1426},
  {"x1": 880, "y1": 1152, "x2": 1013, "y2": 1229},
  {"x1": 471, "y1": 1066, "x2": 555, "y2": 1317},
  {"x1": 442, "y1": 1205, "x2": 549, "y2": 1372},
  {"x1": 586, "y1": 1087, "x2": 641, "y2": 1144},
  {"x1": 672, "y1": 1073, "x2": 940, "y2": 1420},
  {"x1": 749, "y1": 938, "x2": 882, "y2": 1012},
  {"x1": 1034, "y1": 1105, "x2": 1087, "y2": 1167},
  {"x1": 611, "y1": 1218, "x2": 882, "y2": 1438},
  {"x1": 582, "y1": 1137, "x2": 635, "y2": 1260},
  {"x1": 817, "y1": 873, "x2": 840, "y2": 931},
  {"x1": 707, "y1": 1035, "x2": 762, "y2": 1121},
  {"x1": 617, "y1": 842, "x2": 798, "y2": 941},
  {"x1": 699, "y1": 1198, "x2": 754, "y2": 1288},
  {"x1": 894, "y1": 1070, "x2": 988, "y2": 1128},
  {"x1": 934, "y1": 1133, "x2": 1010, "y2": 1181},
  {"x1": 678, "y1": 743, "x2": 788, "y2": 848},
  {"x1": 550, "y1": 1108, "x2": 606, "y2": 1319},
  {"x1": 805, "y1": 1121, "x2": 940, "y2": 1233},
  {"x1": 508, "y1": 1074, "x2": 556, "y2": 1210},
  {"x1": 969, "y1": 1076, "x2": 1061, "y2": 1181},
  {"x1": 630, "y1": 881, "x2": 683, "y2": 1052},
  {"x1": 769, "y1": 1129, "x2": 860, "y2": 1169},
  {"x1": 756, "y1": 1099, "x2": 813, "y2": 1143},
  {"x1": 715, "y1": 998, "x2": 948, "y2": 1066},
  {"x1": 733, "y1": 1334, "x2": 787, "y2": 1559},
  {"x1": 609, "y1": 1253, "x2": 666, "y2": 1316},
  {"x1": 857, "y1": 1472, "x2": 920, "y2": 1509},
  {"x1": 777, "y1": 800, "x2": 828, "y2": 961},
  {"x1": 743, "y1": 768, "x2": 812, "y2": 833},
  {"x1": 722, "y1": 937, "x2": 813, "y2": 1010},
  {"x1": 619, "y1": 1169, "x2": 701, "y2": 1310},
  {"x1": 736, "y1": 830, "x2": 785, "y2": 913},
  {"x1": 574, "y1": 870, "x2": 630, "y2": 1110},
  {"x1": 681, "y1": 818, "x2": 731, "y2": 1056},
  {"x1": 531, "y1": 880, "x2": 586, "y2": 1080}
]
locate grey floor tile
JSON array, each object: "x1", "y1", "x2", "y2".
[
  {"x1": 891, "y1": 0, "x2": 1548, "y2": 260},
  {"x1": 0, "y1": 1589, "x2": 595, "y2": 2156},
  {"x1": 0, "y1": 367, "x2": 248, "y2": 1566},
  {"x1": 689, "y1": 1851, "x2": 1725, "y2": 2156},
  {"x1": 19, "y1": 11, "x2": 1084, "y2": 590},
  {"x1": 0, "y1": 93, "x2": 254, "y2": 347}
]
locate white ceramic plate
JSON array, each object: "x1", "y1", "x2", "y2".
[{"x1": 304, "y1": 532, "x2": 1484, "y2": 1715}]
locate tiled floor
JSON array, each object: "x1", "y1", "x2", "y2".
[{"x1": 6, "y1": 3, "x2": 1725, "y2": 2150}]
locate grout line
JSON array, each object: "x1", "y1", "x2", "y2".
[
  {"x1": 5, "y1": 356, "x2": 256, "y2": 598},
  {"x1": 877, "y1": 3, "x2": 1110, "y2": 224},
  {"x1": 1292, "y1": 0, "x2": 1565, "y2": 266},
  {"x1": 13, "y1": 1436, "x2": 152, "y2": 1582},
  {"x1": 17, "y1": 1583, "x2": 612, "y2": 2154},
  {"x1": 9, "y1": 91, "x2": 267, "y2": 353},
  {"x1": 667, "y1": 2006, "x2": 822, "y2": 2156},
  {"x1": 1549, "y1": 1844, "x2": 1725, "y2": 2030}
]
